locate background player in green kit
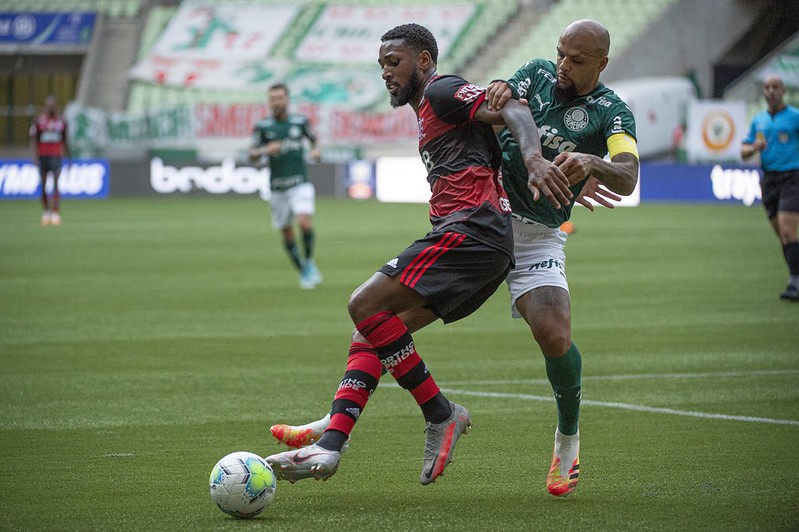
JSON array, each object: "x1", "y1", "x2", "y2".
[
  {"x1": 486, "y1": 19, "x2": 640, "y2": 497},
  {"x1": 250, "y1": 83, "x2": 323, "y2": 289}
]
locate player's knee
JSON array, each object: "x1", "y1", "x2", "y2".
[
  {"x1": 347, "y1": 289, "x2": 372, "y2": 324},
  {"x1": 530, "y1": 319, "x2": 571, "y2": 357}
]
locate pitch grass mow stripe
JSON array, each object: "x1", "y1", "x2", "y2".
[{"x1": 381, "y1": 368, "x2": 799, "y2": 426}]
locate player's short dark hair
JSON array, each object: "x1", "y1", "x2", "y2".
[
  {"x1": 381, "y1": 23, "x2": 438, "y2": 64},
  {"x1": 269, "y1": 83, "x2": 289, "y2": 95}
]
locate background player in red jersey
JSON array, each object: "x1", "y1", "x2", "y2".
[
  {"x1": 30, "y1": 95, "x2": 70, "y2": 226},
  {"x1": 265, "y1": 23, "x2": 572, "y2": 486}
]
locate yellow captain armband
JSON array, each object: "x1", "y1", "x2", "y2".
[{"x1": 607, "y1": 133, "x2": 639, "y2": 159}]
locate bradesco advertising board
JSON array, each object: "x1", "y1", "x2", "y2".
[
  {"x1": 149, "y1": 158, "x2": 271, "y2": 199},
  {"x1": 0, "y1": 160, "x2": 109, "y2": 199}
]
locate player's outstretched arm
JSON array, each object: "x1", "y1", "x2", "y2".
[
  {"x1": 474, "y1": 99, "x2": 572, "y2": 209},
  {"x1": 574, "y1": 176, "x2": 621, "y2": 210},
  {"x1": 554, "y1": 149, "x2": 638, "y2": 197}
]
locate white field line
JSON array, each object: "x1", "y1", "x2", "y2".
[
  {"x1": 381, "y1": 369, "x2": 799, "y2": 426},
  {"x1": 437, "y1": 388, "x2": 799, "y2": 426},
  {"x1": 442, "y1": 369, "x2": 799, "y2": 387}
]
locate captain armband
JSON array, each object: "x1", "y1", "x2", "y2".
[{"x1": 607, "y1": 133, "x2": 639, "y2": 160}]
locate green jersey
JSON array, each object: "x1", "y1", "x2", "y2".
[
  {"x1": 499, "y1": 59, "x2": 636, "y2": 227},
  {"x1": 251, "y1": 114, "x2": 316, "y2": 191}
]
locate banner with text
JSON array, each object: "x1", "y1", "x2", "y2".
[
  {"x1": 65, "y1": 101, "x2": 418, "y2": 151},
  {"x1": 0, "y1": 12, "x2": 96, "y2": 46},
  {"x1": 129, "y1": 3, "x2": 299, "y2": 88},
  {"x1": 0, "y1": 159, "x2": 110, "y2": 199},
  {"x1": 294, "y1": 4, "x2": 477, "y2": 64},
  {"x1": 374, "y1": 159, "x2": 762, "y2": 206}
]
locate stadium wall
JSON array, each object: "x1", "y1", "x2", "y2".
[{"x1": 603, "y1": 0, "x2": 762, "y2": 97}]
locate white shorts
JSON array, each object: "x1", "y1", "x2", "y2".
[
  {"x1": 505, "y1": 218, "x2": 569, "y2": 318},
  {"x1": 269, "y1": 182, "x2": 315, "y2": 229}
]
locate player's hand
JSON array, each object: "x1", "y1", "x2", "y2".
[
  {"x1": 265, "y1": 141, "x2": 282, "y2": 156},
  {"x1": 310, "y1": 147, "x2": 322, "y2": 162},
  {"x1": 753, "y1": 138, "x2": 767, "y2": 152},
  {"x1": 575, "y1": 176, "x2": 621, "y2": 211},
  {"x1": 553, "y1": 151, "x2": 593, "y2": 186},
  {"x1": 486, "y1": 81, "x2": 513, "y2": 111},
  {"x1": 525, "y1": 155, "x2": 572, "y2": 210}
]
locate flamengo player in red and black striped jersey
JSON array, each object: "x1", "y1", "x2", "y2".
[
  {"x1": 265, "y1": 23, "x2": 572, "y2": 486},
  {"x1": 30, "y1": 95, "x2": 70, "y2": 226}
]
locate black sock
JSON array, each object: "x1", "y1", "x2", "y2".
[
  {"x1": 420, "y1": 392, "x2": 452, "y2": 424},
  {"x1": 302, "y1": 229, "x2": 315, "y2": 261},
  {"x1": 284, "y1": 240, "x2": 303, "y2": 270},
  {"x1": 783, "y1": 242, "x2": 799, "y2": 283},
  {"x1": 317, "y1": 430, "x2": 348, "y2": 451}
]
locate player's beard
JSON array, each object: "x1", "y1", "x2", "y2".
[
  {"x1": 554, "y1": 81, "x2": 578, "y2": 104},
  {"x1": 390, "y1": 69, "x2": 422, "y2": 108}
]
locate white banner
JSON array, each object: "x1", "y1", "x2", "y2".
[
  {"x1": 686, "y1": 100, "x2": 747, "y2": 163},
  {"x1": 293, "y1": 4, "x2": 477, "y2": 64},
  {"x1": 129, "y1": 3, "x2": 299, "y2": 88}
]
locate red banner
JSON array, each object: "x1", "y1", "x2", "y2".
[{"x1": 193, "y1": 103, "x2": 417, "y2": 144}]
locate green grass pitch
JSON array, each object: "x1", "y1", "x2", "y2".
[{"x1": 1, "y1": 197, "x2": 797, "y2": 531}]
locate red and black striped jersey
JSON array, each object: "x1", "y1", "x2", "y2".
[
  {"x1": 417, "y1": 75, "x2": 513, "y2": 259},
  {"x1": 30, "y1": 114, "x2": 68, "y2": 157}
]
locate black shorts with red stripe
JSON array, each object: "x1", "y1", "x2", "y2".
[{"x1": 378, "y1": 228, "x2": 512, "y2": 324}]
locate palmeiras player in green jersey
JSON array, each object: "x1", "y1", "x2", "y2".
[
  {"x1": 485, "y1": 19, "x2": 640, "y2": 496},
  {"x1": 250, "y1": 83, "x2": 323, "y2": 289}
]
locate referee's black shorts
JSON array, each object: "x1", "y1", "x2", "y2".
[
  {"x1": 378, "y1": 228, "x2": 512, "y2": 324},
  {"x1": 762, "y1": 169, "x2": 799, "y2": 218}
]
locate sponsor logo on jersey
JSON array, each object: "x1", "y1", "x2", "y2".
[
  {"x1": 564, "y1": 107, "x2": 589, "y2": 132},
  {"x1": 280, "y1": 138, "x2": 303, "y2": 152},
  {"x1": 454, "y1": 83, "x2": 484, "y2": 103},
  {"x1": 586, "y1": 95, "x2": 612, "y2": 108},
  {"x1": 289, "y1": 125, "x2": 302, "y2": 138},
  {"x1": 610, "y1": 115, "x2": 625, "y2": 134},
  {"x1": 345, "y1": 407, "x2": 361, "y2": 419},
  {"x1": 539, "y1": 125, "x2": 577, "y2": 153},
  {"x1": 387, "y1": 257, "x2": 399, "y2": 268},
  {"x1": 516, "y1": 77, "x2": 532, "y2": 97},
  {"x1": 536, "y1": 68, "x2": 556, "y2": 83},
  {"x1": 526, "y1": 257, "x2": 566, "y2": 278}
]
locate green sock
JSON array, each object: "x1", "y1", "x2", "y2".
[
  {"x1": 544, "y1": 342, "x2": 582, "y2": 436},
  {"x1": 284, "y1": 240, "x2": 303, "y2": 271}
]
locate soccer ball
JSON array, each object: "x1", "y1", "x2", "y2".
[{"x1": 209, "y1": 451, "x2": 276, "y2": 518}]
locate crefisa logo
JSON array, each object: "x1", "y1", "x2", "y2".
[{"x1": 150, "y1": 158, "x2": 271, "y2": 198}]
